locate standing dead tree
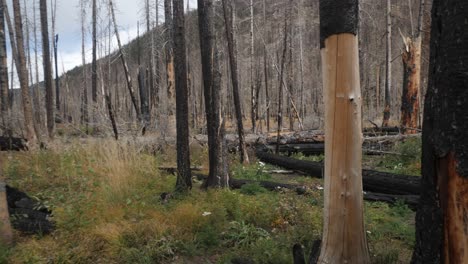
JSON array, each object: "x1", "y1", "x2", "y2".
[
  {"x1": 221, "y1": 0, "x2": 249, "y2": 164},
  {"x1": 0, "y1": 1, "x2": 9, "y2": 130},
  {"x1": 275, "y1": 15, "x2": 288, "y2": 154},
  {"x1": 91, "y1": 0, "x2": 97, "y2": 104},
  {"x1": 399, "y1": 0, "x2": 425, "y2": 134},
  {"x1": 199, "y1": 0, "x2": 228, "y2": 188},
  {"x1": 382, "y1": 0, "x2": 392, "y2": 127},
  {"x1": 79, "y1": 0, "x2": 88, "y2": 134},
  {"x1": 40, "y1": 0, "x2": 54, "y2": 139},
  {"x1": 317, "y1": 0, "x2": 370, "y2": 263},
  {"x1": 164, "y1": 0, "x2": 175, "y2": 114},
  {"x1": 12, "y1": 0, "x2": 37, "y2": 145},
  {"x1": 173, "y1": 0, "x2": 191, "y2": 192},
  {"x1": 412, "y1": 0, "x2": 468, "y2": 262}
]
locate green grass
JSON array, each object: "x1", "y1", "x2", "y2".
[{"x1": 1, "y1": 139, "x2": 416, "y2": 263}]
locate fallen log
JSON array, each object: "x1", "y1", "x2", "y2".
[
  {"x1": 263, "y1": 142, "x2": 398, "y2": 156},
  {"x1": 0, "y1": 136, "x2": 27, "y2": 151},
  {"x1": 255, "y1": 151, "x2": 420, "y2": 195}
]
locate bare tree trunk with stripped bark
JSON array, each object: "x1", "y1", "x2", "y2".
[{"x1": 318, "y1": 0, "x2": 370, "y2": 262}]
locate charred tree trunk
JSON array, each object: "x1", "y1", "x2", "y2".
[
  {"x1": 221, "y1": 0, "x2": 249, "y2": 164},
  {"x1": 412, "y1": 1, "x2": 468, "y2": 263},
  {"x1": 173, "y1": 0, "x2": 191, "y2": 191},
  {"x1": 400, "y1": 38, "x2": 421, "y2": 134},
  {"x1": 382, "y1": 0, "x2": 392, "y2": 127},
  {"x1": 318, "y1": 0, "x2": 370, "y2": 263},
  {"x1": 198, "y1": 0, "x2": 227, "y2": 188},
  {"x1": 40, "y1": 0, "x2": 54, "y2": 139},
  {"x1": 13, "y1": 0, "x2": 37, "y2": 145}
]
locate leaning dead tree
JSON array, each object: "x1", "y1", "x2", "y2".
[
  {"x1": 221, "y1": 0, "x2": 249, "y2": 164},
  {"x1": 412, "y1": 0, "x2": 468, "y2": 263},
  {"x1": 109, "y1": 0, "x2": 141, "y2": 123},
  {"x1": 40, "y1": 0, "x2": 54, "y2": 139},
  {"x1": 317, "y1": 0, "x2": 370, "y2": 263},
  {"x1": 12, "y1": 0, "x2": 37, "y2": 145},
  {"x1": 173, "y1": 0, "x2": 191, "y2": 192},
  {"x1": 400, "y1": 0, "x2": 425, "y2": 134},
  {"x1": 275, "y1": 16, "x2": 288, "y2": 154}
]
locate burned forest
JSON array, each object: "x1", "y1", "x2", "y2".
[{"x1": 0, "y1": 0, "x2": 465, "y2": 263}]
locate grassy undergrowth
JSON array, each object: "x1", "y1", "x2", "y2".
[{"x1": 0, "y1": 139, "x2": 415, "y2": 263}]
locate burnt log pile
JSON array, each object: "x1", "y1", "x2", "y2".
[{"x1": 6, "y1": 186, "x2": 54, "y2": 234}]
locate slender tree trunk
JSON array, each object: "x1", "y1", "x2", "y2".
[
  {"x1": 40, "y1": 0, "x2": 54, "y2": 139},
  {"x1": 221, "y1": 0, "x2": 249, "y2": 164},
  {"x1": 13, "y1": 0, "x2": 37, "y2": 145},
  {"x1": 54, "y1": 34, "x2": 59, "y2": 111},
  {"x1": 199, "y1": 0, "x2": 227, "y2": 188},
  {"x1": 382, "y1": 0, "x2": 392, "y2": 127},
  {"x1": 109, "y1": 0, "x2": 141, "y2": 122},
  {"x1": 0, "y1": 1, "x2": 8, "y2": 128},
  {"x1": 91, "y1": 0, "x2": 97, "y2": 104},
  {"x1": 317, "y1": 0, "x2": 370, "y2": 263},
  {"x1": 412, "y1": 1, "x2": 468, "y2": 263},
  {"x1": 3, "y1": 0, "x2": 16, "y2": 111},
  {"x1": 249, "y1": 0, "x2": 256, "y2": 133},
  {"x1": 32, "y1": 0, "x2": 42, "y2": 130},
  {"x1": 263, "y1": 0, "x2": 269, "y2": 133},
  {"x1": 80, "y1": 0, "x2": 88, "y2": 134},
  {"x1": 173, "y1": 0, "x2": 191, "y2": 191},
  {"x1": 275, "y1": 17, "x2": 288, "y2": 154}
]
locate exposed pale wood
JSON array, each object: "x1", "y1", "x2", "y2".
[{"x1": 318, "y1": 34, "x2": 370, "y2": 263}]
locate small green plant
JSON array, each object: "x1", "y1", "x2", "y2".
[
  {"x1": 231, "y1": 162, "x2": 272, "y2": 181},
  {"x1": 222, "y1": 221, "x2": 270, "y2": 248}
]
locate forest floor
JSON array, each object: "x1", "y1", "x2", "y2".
[{"x1": 0, "y1": 135, "x2": 420, "y2": 264}]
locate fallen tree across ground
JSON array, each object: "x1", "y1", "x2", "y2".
[
  {"x1": 256, "y1": 150, "x2": 420, "y2": 195},
  {"x1": 194, "y1": 174, "x2": 418, "y2": 209}
]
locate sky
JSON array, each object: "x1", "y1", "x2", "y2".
[{"x1": 6, "y1": 0, "x2": 197, "y2": 87}]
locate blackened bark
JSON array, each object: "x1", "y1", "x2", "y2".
[
  {"x1": 319, "y1": 0, "x2": 358, "y2": 48},
  {"x1": 40, "y1": 0, "x2": 54, "y2": 139},
  {"x1": 382, "y1": 0, "x2": 392, "y2": 127},
  {"x1": 221, "y1": 0, "x2": 249, "y2": 164},
  {"x1": 173, "y1": 0, "x2": 191, "y2": 191},
  {"x1": 198, "y1": 0, "x2": 227, "y2": 188},
  {"x1": 412, "y1": 0, "x2": 468, "y2": 263},
  {"x1": 138, "y1": 68, "x2": 150, "y2": 133}
]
